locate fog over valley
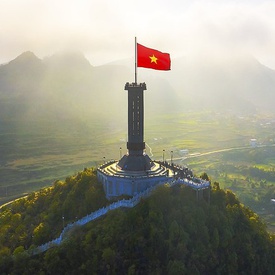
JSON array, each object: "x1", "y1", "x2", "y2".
[{"x1": 0, "y1": 50, "x2": 275, "y2": 126}]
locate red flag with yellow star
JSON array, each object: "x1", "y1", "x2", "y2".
[{"x1": 137, "y1": 43, "x2": 171, "y2": 70}]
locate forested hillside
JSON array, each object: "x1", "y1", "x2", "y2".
[
  {"x1": 0, "y1": 169, "x2": 274, "y2": 274},
  {"x1": 0, "y1": 168, "x2": 107, "y2": 257}
]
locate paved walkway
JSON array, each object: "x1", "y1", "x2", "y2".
[{"x1": 29, "y1": 175, "x2": 210, "y2": 255}]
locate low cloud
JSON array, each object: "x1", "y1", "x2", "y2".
[{"x1": 1, "y1": 0, "x2": 275, "y2": 68}]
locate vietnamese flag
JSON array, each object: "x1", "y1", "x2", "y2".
[{"x1": 137, "y1": 43, "x2": 171, "y2": 71}]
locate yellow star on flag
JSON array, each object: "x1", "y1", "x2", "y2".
[{"x1": 149, "y1": 54, "x2": 158, "y2": 64}]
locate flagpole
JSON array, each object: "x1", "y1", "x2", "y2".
[{"x1": 135, "y1": 37, "x2": 137, "y2": 84}]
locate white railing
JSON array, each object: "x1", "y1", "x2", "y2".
[
  {"x1": 29, "y1": 176, "x2": 209, "y2": 255},
  {"x1": 30, "y1": 181, "x2": 166, "y2": 255},
  {"x1": 176, "y1": 178, "x2": 210, "y2": 189}
]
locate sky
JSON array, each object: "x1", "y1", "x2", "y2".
[{"x1": 1, "y1": 0, "x2": 275, "y2": 69}]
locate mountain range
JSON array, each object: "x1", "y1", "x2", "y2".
[{"x1": 0, "y1": 51, "x2": 275, "y2": 123}]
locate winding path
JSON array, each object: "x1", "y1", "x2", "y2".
[{"x1": 29, "y1": 176, "x2": 209, "y2": 255}]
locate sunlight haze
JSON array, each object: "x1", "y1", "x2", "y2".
[{"x1": 0, "y1": 0, "x2": 275, "y2": 68}]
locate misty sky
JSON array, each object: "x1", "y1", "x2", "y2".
[{"x1": 1, "y1": 0, "x2": 275, "y2": 69}]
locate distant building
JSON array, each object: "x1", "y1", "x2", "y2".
[
  {"x1": 179, "y1": 149, "x2": 189, "y2": 155},
  {"x1": 250, "y1": 139, "x2": 257, "y2": 147}
]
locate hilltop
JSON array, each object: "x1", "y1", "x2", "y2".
[{"x1": 0, "y1": 168, "x2": 274, "y2": 274}]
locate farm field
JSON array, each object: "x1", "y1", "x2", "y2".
[
  {"x1": 1, "y1": 111, "x2": 275, "y2": 231},
  {"x1": 0, "y1": 118, "x2": 126, "y2": 204}
]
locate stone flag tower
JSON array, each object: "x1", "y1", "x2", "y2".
[
  {"x1": 97, "y1": 41, "x2": 210, "y2": 199},
  {"x1": 97, "y1": 41, "x2": 172, "y2": 198}
]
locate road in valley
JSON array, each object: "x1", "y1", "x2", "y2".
[{"x1": 173, "y1": 144, "x2": 275, "y2": 161}]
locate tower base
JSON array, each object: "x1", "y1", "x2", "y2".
[
  {"x1": 97, "y1": 160, "x2": 173, "y2": 199},
  {"x1": 117, "y1": 154, "x2": 153, "y2": 171}
]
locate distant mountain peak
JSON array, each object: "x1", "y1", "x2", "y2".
[
  {"x1": 9, "y1": 51, "x2": 41, "y2": 66},
  {"x1": 43, "y1": 51, "x2": 92, "y2": 70}
]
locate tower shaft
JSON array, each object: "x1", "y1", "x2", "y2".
[{"x1": 126, "y1": 82, "x2": 146, "y2": 155}]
